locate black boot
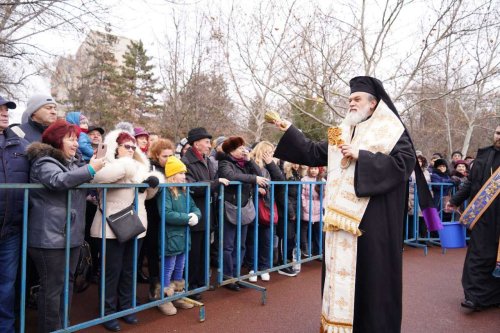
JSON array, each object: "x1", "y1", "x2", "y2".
[{"x1": 148, "y1": 277, "x2": 160, "y2": 301}]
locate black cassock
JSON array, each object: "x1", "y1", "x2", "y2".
[
  {"x1": 274, "y1": 125, "x2": 415, "y2": 333},
  {"x1": 451, "y1": 146, "x2": 500, "y2": 306}
]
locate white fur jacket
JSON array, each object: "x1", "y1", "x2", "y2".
[{"x1": 90, "y1": 129, "x2": 164, "y2": 239}]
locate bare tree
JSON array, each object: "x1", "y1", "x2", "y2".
[
  {"x1": 213, "y1": 0, "x2": 302, "y2": 141},
  {"x1": 0, "y1": 0, "x2": 109, "y2": 95},
  {"x1": 157, "y1": 9, "x2": 238, "y2": 141}
]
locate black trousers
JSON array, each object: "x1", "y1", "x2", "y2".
[
  {"x1": 143, "y1": 215, "x2": 159, "y2": 280},
  {"x1": 85, "y1": 202, "x2": 99, "y2": 276},
  {"x1": 188, "y1": 231, "x2": 206, "y2": 289},
  {"x1": 28, "y1": 247, "x2": 79, "y2": 333},
  {"x1": 100, "y1": 238, "x2": 143, "y2": 315}
]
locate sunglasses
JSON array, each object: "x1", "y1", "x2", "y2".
[{"x1": 121, "y1": 144, "x2": 137, "y2": 151}]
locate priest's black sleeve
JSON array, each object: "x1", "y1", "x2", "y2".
[
  {"x1": 274, "y1": 125, "x2": 328, "y2": 166},
  {"x1": 354, "y1": 131, "x2": 415, "y2": 197},
  {"x1": 449, "y1": 179, "x2": 471, "y2": 206}
]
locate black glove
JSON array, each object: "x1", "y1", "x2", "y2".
[
  {"x1": 139, "y1": 176, "x2": 160, "y2": 193},
  {"x1": 144, "y1": 176, "x2": 160, "y2": 188}
]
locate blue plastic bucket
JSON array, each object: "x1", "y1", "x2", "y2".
[{"x1": 438, "y1": 222, "x2": 466, "y2": 248}]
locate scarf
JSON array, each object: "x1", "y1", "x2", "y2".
[
  {"x1": 192, "y1": 146, "x2": 206, "y2": 162},
  {"x1": 231, "y1": 156, "x2": 247, "y2": 168}
]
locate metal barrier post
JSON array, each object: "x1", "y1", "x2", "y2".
[
  {"x1": 19, "y1": 189, "x2": 29, "y2": 333},
  {"x1": 132, "y1": 188, "x2": 139, "y2": 308},
  {"x1": 63, "y1": 190, "x2": 72, "y2": 328}
]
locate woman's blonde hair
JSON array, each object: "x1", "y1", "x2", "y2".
[
  {"x1": 166, "y1": 175, "x2": 186, "y2": 199},
  {"x1": 248, "y1": 141, "x2": 274, "y2": 168},
  {"x1": 283, "y1": 162, "x2": 304, "y2": 179}
]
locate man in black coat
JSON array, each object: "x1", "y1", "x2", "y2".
[
  {"x1": 447, "y1": 125, "x2": 500, "y2": 310},
  {"x1": 272, "y1": 76, "x2": 434, "y2": 333},
  {"x1": 0, "y1": 96, "x2": 30, "y2": 333},
  {"x1": 181, "y1": 127, "x2": 229, "y2": 300}
]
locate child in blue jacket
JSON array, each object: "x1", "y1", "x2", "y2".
[{"x1": 65, "y1": 111, "x2": 94, "y2": 161}]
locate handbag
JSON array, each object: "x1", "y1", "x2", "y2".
[
  {"x1": 225, "y1": 199, "x2": 256, "y2": 226},
  {"x1": 258, "y1": 195, "x2": 278, "y2": 226},
  {"x1": 97, "y1": 192, "x2": 145, "y2": 243},
  {"x1": 74, "y1": 241, "x2": 92, "y2": 293},
  {"x1": 105, "y1": 203, "x2": 145, "y2": 243}
]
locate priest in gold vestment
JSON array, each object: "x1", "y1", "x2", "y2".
[{"x1": 273, "y1": 76, "x2": 436, "y2": 333}]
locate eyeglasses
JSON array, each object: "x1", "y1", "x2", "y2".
[{"x1": 121, "y1": 144, "x2": 137, "y2": 151}]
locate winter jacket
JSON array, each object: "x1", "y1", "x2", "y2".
[
  {"x1": 181, "y1": 147, "x2": 220, "y2": 232},
  {"x1": 450, "y1": 170, "x2": 468, "y2": 190},
  {"x1": 300, "y1": 175, "x2": 324, "y2": 223},
  {"x1": 430, "y1": 169, "x2": 453, "y2": 208},
  {"x1": 0, "y1": 128, "x2": 30, "y2": 240},
  {"x1": 17, "y1": 118, "x2": 47, "y2": 143},
  {"x1": 286, "y1": 170, "x2": 302, "y2": 221},
  {"x1": 216, "y1": 152, "x2": 262, "y2": 206},
  {"x1": 26, "y1": 142, "x2": 93, "y2": 248},
  {"x1": 256, "y1": 160, "x2": 285, "y2": 210},
  {"x1": 450, "y1": 145, "x2": 498, "y2": 206},
  {"x1": 158, "y1": 189, "x2": 201, "y2": 256},
  {"x1": 65, "y1": 111, "x2": 94, "y2": 161},
  {"x1": 90, "y1": 129, "x2": 164, "y2": 239},
  {"x1": 144, "y1": 159, "x2": 163, "y2": 234}
]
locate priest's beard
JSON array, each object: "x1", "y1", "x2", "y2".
[{"x1": 343, "y1": 105, "x2": 372, "y2": 126}]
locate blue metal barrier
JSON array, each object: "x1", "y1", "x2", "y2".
[
  {"x1": 404, "y1": 181, "x2": 468, "y2": 255},
  {"x1": 216, "y1": 180, "x2": 325, "y2": 304},
  {"x1": 0, "y1": 182, "x2": 210, "y2": 332},
  {"x1": 6, "y1": 177, "x2": 463, "y2": 331}
]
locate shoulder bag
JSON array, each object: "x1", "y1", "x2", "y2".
[{"x1": 98, "y1": 192, "x2": 145, "y2": 243}]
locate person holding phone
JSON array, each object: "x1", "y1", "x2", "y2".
[
  {"x1": 90, "y1": 129, "x2": 163, "y2": 332},
  {"x1": 26, "y1": 120, "x2": 105, "y2": 332}
]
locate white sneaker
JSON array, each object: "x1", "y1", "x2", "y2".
[
  {"x1": 248, "y1": 270, "x2": 257, "y2": 282},
  {"x1": 261, "y1": 272, "x2": 270, "y2": 281}
]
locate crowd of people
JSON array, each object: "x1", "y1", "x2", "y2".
[
  {"x1": 0, "y1": 93, "x2": 329, "y2": 333},
  {"x1": 0, "y1": 92, "x2": 495, "y2": 333},
  {"x1": 406, "y1": 149, "x2": 475, "y2": 238}
]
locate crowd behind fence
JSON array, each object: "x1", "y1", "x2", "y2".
[{"x1": 3, "y1": 179, "x2": 466, "y2": 332}]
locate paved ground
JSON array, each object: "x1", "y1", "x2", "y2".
[{"x1": 25, "y1": 246, "x2": 500, "y2": 332}]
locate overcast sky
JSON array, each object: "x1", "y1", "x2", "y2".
[{"x1": 10, "y1": 0, "x2": 429, "y2": 122}]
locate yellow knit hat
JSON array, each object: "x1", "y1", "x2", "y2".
[{"x1": 165, "y1": 156, "x2": 187, "y2": 178}]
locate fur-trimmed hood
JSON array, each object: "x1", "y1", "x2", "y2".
[
  {"x1": 103, "y1": 128, "x2": 150, "y2": 166},
  {"x1": 26, "y1": 142, "x2": 70, "y2": 165}
]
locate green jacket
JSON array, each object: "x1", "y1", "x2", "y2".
[{"x1": 157, "y1": 188, "x2": 202, "y2": 256}]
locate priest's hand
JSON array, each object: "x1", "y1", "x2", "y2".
[
  {"x1": 340, "y1": 144, "x2": 359, "y2": 160},
  {"x1": 273, "y1": 119, "x2": 291, "y2": 132},
  {"x1": 444, "y1": 201, "x2": 458, "y2": 213}
]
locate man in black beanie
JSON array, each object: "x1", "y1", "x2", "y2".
[
  {"x1": 273, "y1": 76, "x2": 436, "y2": 333},
  {"x1": 181, "y1": 127, "x2": 229, "y2": 300}
]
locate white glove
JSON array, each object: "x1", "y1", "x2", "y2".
[{"x1": 188, "y1": 213, "x2": 199, "y2": 227}]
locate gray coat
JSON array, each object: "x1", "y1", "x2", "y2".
[{"x1": 26, "y1": 142, "x2": 93, "y2": 249}]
